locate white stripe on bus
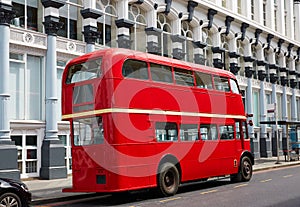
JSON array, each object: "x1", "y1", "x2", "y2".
[{"x1": 62, "y1": 108, "x2": 246, "y2": 120}]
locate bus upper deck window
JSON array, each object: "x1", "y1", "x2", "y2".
[
  {"x1": 195, "y1": 72, "x2": 213, "y2": 89},
  {"x1": 122, "y1": 59, "x2": 148, "y2": 80},
  {"x1": 66, "y1": 58, "x2": 102, "y2": 84},
  {"x1": 214, "y1": 76, "x2": 230, "y2": 92},
  {"x1": 230, "y1": 79, "x2": 240, "y2": 94}
]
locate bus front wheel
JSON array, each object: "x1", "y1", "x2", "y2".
[
  {"x1": 157, "y1": 162, "x2": 179, "y2": 196},
  {"x1": 231, "y1": 156, "x2": 253, "y2": 182}
]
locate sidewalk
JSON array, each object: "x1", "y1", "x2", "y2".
[{"x1": 24, "y1": 156, "x2": 300, "y2": 205}]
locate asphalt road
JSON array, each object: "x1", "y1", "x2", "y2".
[{"x1": 34, "y1": 165, "x2": 300, "y2": 207}]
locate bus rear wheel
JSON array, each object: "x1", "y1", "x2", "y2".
[
  {"x1": 231, "y1": 156, "x2": 253, "y2": 182},
  {"x1": 157, "y1": 162, "x2": 179, "y2": 196}
]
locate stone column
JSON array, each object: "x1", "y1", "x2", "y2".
[
  {"x1": 257, "y1": 61, "x2": 271, "y2": 157},
  {"x1": 229, "y1": 52, "x2": 240, "y2": 75},
  {"x1": 212, "y1": 47, "x2": 225, "y2": 69},
  {"x1": 40, "y1": 0, "x2": 67, "y2": 179},
  {"x1": 115, "y1": 0, "x2": 133, "y2": 49},
  {"x1": 145, "y1": 5, "x2": 161, "y2": 55},
  {"x1": 171, "y1": 34, "x2": 185, "y2": 60},
  {"x1": 0, "y1": 1, "x2": 20, "y2": 180},
  {"x1": 244, "y1": 55, "x2": 259, "y2": 158},
  {"x1": 271, "y1": 83, "x2": 280, "y2": 156},
  {"x1": 282, "y1": 85, "x2": 288, "y2": 153},
  {"x1": 81, "y1": 7, "x2": 102, "y2": 53}
]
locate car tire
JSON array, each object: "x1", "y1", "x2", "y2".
[{"x1": 0, "y1": 192, "x2": 22, "y2": 207}]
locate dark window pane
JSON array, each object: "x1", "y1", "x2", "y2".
[{"x1": 26, "y1": 135, "x2": 37, "y2": 146}]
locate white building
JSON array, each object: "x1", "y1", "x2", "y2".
[{"x1": 0, "y1": 0, "x2": 300, "y2": 179}]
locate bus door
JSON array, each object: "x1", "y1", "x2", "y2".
[
  {"x1": 235, "y1": 120, "x2": 244, "y2": 152},
  {"x1": 217, "y1": 123, "x2": 237, "y2": 175}
]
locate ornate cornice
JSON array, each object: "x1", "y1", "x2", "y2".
[
  {"x1": 43, "y1": 16, "x2": 63, "y2": 36},
  {"x1": 41, "y1": 0, "x2": 65, "y2": 8},
  {"x1": 81, "y1": 8, "x2": 102, "y2": 19},
  {"x1": 187, "y1": 1, "x2": 198, "y2": 22},
  {"x1": 83, "y1": 25, "x2": 99, "y2": 44},
  {"x1": 0, "y1": 3, "x2": 16, "y2": 26},
  {"x1": 207, "y1": 9, "x2": 217, "y2": 30},
  {"x1": 115, "y1": 18, "x2": 134, "y2": 28}
]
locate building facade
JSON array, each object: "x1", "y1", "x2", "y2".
[{"x1": 0, "y1": 0, "x2": 300, "y2": 179}]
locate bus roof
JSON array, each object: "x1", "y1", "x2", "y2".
[{"x1": 66, "y1": 48, "x2": 236, "y2": 79}]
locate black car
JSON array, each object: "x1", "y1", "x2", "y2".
[{"x1": 0, "y1": 178, "x2": 31, "y2": 207}]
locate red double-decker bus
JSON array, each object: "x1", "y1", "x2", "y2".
[{"x1": 62, "y1": 48, "x2": 254, "y2": 196}]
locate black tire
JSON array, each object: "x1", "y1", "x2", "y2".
[
  {"x1": 230, "y1": 156, "x2": 253, "y2": 182},
  {"x1": 0, "y1": 192, "x2": 22, "y2": 207},
  {"x1": 157, "y1": 162, "x2": 180, "y2": 196}
]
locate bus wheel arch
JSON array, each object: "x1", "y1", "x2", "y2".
[
  {"x1": 231, "y1": 153, "x2": 253, "y2": 182},
  {"x1": 157, "y1": 155, "x2": 181, "y2": 196}
]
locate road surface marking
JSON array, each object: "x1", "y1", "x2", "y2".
[
  {"x1": 260, "y1": 179, "x2": 272, "y2": 183},
  {"x1": 234, "y1": 183, "x2": 248, "y2": 188},
  {"x1": 283, "y1": 174, "x2": 293, "y2": 178},
  {"x1": 159, "y1": 197, "x2": 182, "y2": 203},
  {"x1": 200, "y1": 189, "x2": 218, "y2": 195}
]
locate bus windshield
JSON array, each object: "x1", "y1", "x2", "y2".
[{"x1": 66, "y1": 58, "x2": 102, "y2": 84}]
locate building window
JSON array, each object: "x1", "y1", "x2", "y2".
[
  {"x1": 11, "y1": 135, "x2": 38, "y2": 177},
  {"x1": 96, "y1": 0, "x2": 117, "y2": 47},
  {"x1": 129, "y1": 4, "x2": 147, "y2": 52},
  {"x1": 57, "y1": 61, "x2": 67, "y2": 121},
  {"x1": 202, "y1": 28, "x2": 213, "y2": 67},
  {"x1": 157, "y1": 13, "x2": 172, "y2": 57},
  {"x1": 251, "y1": 0, "x2": 255, "y2": 20},
  {"x1": 263, "y1": 1, "x2": 267, "y2": 26},
  {"x1": 58, "y1": 0, "x2": 83, "y2": 40},
  {"x1": 253, "y1": 91, "x2": 260, "y2": 126},
  {"x1": 9, "y1": 54, "x2": 43, "y2": 120},
  {"x1": 181, "y1": 21, "x2": 194, "y2": 63},
  {"x1": 237, "y1": 0, "x2": 242, "y2": 14},
  {"x1": 274, "y1": 0, "x2": 278, "y2": 31},
  {"x1": 58, "y1": 135, "x2": 72, "y2": 173},
  {"x1": 222, "y1": 0, "x2": 226, "y2": 8},
  {"x1": 264, "y1": 49, "x2": 270, "y2": 82},
  {"x1": 251, "y1": 45, "x2": 258, "y2": 79},
  {"x1": 12, "y1": 0, "x2": 39, "y2": 32},
  {"x1": 284, "y1": 1, "x2": 288, "y2": 36},
  {"x1": 277, "y1": 93, "x2": 282, "y2": 120},
  {"x1": 237, "y1": 40, "x2": 245, "y2": 76},
  {"x1": 221, "y1": 34, "x2": 230, "y2": 70}
]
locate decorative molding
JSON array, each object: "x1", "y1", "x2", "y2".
[
  {"x1": 239, "y1": 22, "x2": 249, "y2": 41},
  {"x1": 0, "y1": 3, "x2": 16, "y2": 25},
  {"x1": 145, "y1": 27, "x2": 162, "y2": 36},
  {"x1": 171, "y1": 34, "x2": 185, "y2": 43},
  {"x1": 80, "y1": 8, "x2": 102, "y2": 19},
  {"x1": 43, "y1": 16, "x2": 63, "y2": 36},
  {"x1": 83, "y1": 25, "x2": 99, "y2": 44},
  {"x1": 264, "y1": 82, "x2": 272, "y2": 91},
  {"x1": 41, "y1": 0, "x2": 65, "y2": 8},
  {"x1": 165, "y1": 0, "x2": 172, "y2": 14},
  {"x1": 192, "y1": 41, "x2": 207, "y2": 49},
  {"x1": 207, "y1": 9, "x2": 217, "y2": 30},
  {"x1": 23, "y1": 32, "x2": 35, "y2": 44},
  {"x1": 67, "y1": 41, "x2": 76, "y2": 52},
  {"x1": 115, "y1": 18, "x2": 134, "y2": 28},
  {"x1": 187, "y1": 1, "x2": 198, "y2": 22}
]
